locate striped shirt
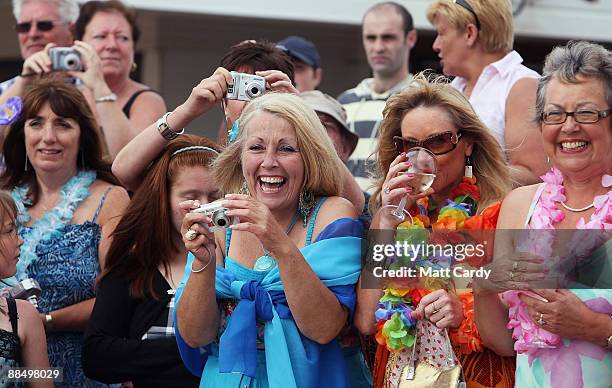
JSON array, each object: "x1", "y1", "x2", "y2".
[{"x1": 338, "y1": 75, "x2": 413, "y2": 192}]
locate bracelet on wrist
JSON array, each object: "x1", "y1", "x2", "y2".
[
  {"x1": 190, "y1": 255, "x2": 214, "y2": 273},
  {"x1": 156, "y1": 112, "x2": 185, "y2": 141},
  {"x1": 43, "y1": 313, "x2": 54, "y2": 331},
  {"x1": 95, "y1": 93, "x2": 117, "y2": 103}
]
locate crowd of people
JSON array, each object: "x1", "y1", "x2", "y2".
[{"x1": 0, "y1": 0, "x2": 610, "y2": 388}]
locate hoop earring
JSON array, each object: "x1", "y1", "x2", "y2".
[
  {"x1": 464, "y1": 155, "x2": 473, "y2": 178},
  {"x1": 298, "y1": 190, "x2": 316, "y2": 227},
  {"x1": 239, "y1": 180, "x2": 251, "y2": 196}
]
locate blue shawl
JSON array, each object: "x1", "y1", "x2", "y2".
[{"x1": 174, "y1": 218, "x2": 363, "y2": 388}]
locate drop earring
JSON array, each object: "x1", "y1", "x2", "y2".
[
  {"x1": 464, "y1": 155, "x2": 473, "y2": 178},
  {"x1": 298, "y1": 190, "x2": 316, "y2": 227},
  {"x1": 239, "y1": 180, "x2": 251, "y2": 196},
  {"x1": 24, "y1": 155, "x2": 28, "y2": 172}
]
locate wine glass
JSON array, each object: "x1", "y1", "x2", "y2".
[{"x1": 382, "y1": 147, "x2": 438, "y2": 223}]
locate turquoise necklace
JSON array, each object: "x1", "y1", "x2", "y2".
[{"x1": 256, "y1": 212, "x2": 300, "y2": 271}]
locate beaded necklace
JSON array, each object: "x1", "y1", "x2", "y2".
[{"x1": 9, "y1": 170, "x2": 96, "y2": 282}]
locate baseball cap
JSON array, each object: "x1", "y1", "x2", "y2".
[
  {"x1": 277, "y1": 36, "x2": 320, "y2": 68},
  {"x1": 300, "y1": 90, "x2": 359, "y2": 157}
]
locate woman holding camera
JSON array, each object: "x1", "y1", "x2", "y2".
[
  {"x1": 172, "y1": 92, "x2": 363, "y2": 388},
  {"x1": 71, "y1": 0, "x2": 166, "y2": 159},
  {"x1": 111, "y1": 41, "x2": 296, "y2": 191},
  {"x1": 82, "y1": 135, "x2": 219, "y2": 388},
  {"x1": 1, "y1": 80, "x2": 129, "y2": 387},
  {"x1": 0, "y1": 191, "x2": 51, "y2": 388},
  {"x1": 12, "y1": 1, "x2": 166, "y2": 161}
]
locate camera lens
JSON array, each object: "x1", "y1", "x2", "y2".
[
  {"x1": 246, "y1": 83, "x2": 263, "y2": 98},
  {"x1": 63, "y1": 53, "x2": 81, "y2": 71},
  {"x1": 213, "y1": 210, "x2": 229, "y2": 227}
]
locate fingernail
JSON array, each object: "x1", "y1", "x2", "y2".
[
  {"x1": 400, "y1": 152, "x2": 406, "y2": 157},
  {"x1": 405, "y1": 187, "x2": 413, "y2": 193},
  {"x1": 405, "y1": 173, "x2": 415, "y2": 178},
  {"x1": 404, "y1": 161, "x2": 412, "y2": 166},
  {"x1": 224, "y1": 194, "x2": 232, "y2": 198}
]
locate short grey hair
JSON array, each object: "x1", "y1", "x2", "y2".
[
  {"x1": 535, "y1": 40, "x2": 612, "y2": 123},
  {"x1": 12, "y1": 0, "x2": 80, "y2": 24}
]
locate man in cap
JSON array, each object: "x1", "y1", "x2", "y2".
[
  {"x1": 300, "y1": 90, "x2": 357, "y2": 163},
  {"x1": 277, "y1": 35, "x2": 322, "y2": 92}
]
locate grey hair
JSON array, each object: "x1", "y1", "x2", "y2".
[
  {"x1": 535, "y1": 40, "x2": 612, "y2": 123},
  {"x1": 12, "y1": 0, "x2": 80, "y2": 24}
]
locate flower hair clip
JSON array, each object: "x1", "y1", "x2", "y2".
[{"x1": 0, "y1": 96, "x2": 22, "y2": 125}]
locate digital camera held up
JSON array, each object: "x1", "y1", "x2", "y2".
[
  {"x1": 226, "y1": 71, "x2": 266, "y2": 101},
  {"x1": 49, "y1": 47, "x2": 82, "y2": 71},
  {"x1": 0, "y1": 278, "x2": 42, "y2": 308},
  {"x1": 191, "y1": 199, "x2": 238, "y2": 231}
]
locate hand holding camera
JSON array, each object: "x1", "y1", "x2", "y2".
[
  {"x1": 0, "y1": 278, "x2": 42, "y2": 309},
  {"x1": 226, "y1": 71, "x2": 266, "y2": 101},
  {"x1": 191, "y1": 199, "x2": 238, "y2": 231}
]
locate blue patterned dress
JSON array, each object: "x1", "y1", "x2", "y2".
[{"x1": 19, "y1": 189, "x2": 111, "y2": 388}]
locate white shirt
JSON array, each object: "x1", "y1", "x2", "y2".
[{"x1": 451, "y1": 51, "x2": 539, "y2": 151}]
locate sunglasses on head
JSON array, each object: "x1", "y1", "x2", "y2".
[
  {"x1": 394, "y1": 131, "x2": 463, "y2": 156},
  {"x1": 14, "y1": 20, "x2": 59, "y2": 33}
]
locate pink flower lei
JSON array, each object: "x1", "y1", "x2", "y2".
[{"x1": 503, "y1": 167, "x2": 611, "y2": 358}]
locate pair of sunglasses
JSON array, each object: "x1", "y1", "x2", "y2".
[
  {"x1": 14, "y1": 20, "x2": 60, "y2": 33},
  {"x1": 394, "y1": 131, "x2": 463, "y2": 156}
]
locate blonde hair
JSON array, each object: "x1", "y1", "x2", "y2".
[
  {"x1": 214, "y1": 93, "x2": 343, "y2": 197},
  {"x1": 370, "y1": 73, "x2": 511, "y2": 214},
  {"x1": 427, "y1": 0, "x2": 513, "y2": 54}
]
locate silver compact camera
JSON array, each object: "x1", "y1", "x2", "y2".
[
  {"x1": 49, "y1": 47, "x2": 82, "y2": 71},
  {"x1": 191, "y1": 200, "x2": 238, "y2": 231},
  {"x1": 0, "y1": 278, "x2": 42, "y2": 308},
  {"x1": 226, "y1": 71, "x2": 266, "y2": 101}
]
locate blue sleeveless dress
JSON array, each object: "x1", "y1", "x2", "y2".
[
  {"x1": 20, "y1": 188, "x2": 112, "y2": 388},
  {"x1": 175, "y1": 197, "x2": 364, "y2": 388}
]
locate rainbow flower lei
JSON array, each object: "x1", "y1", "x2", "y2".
[{"x1": 375, "y1": 176, "x2": 489, "y2": 352}]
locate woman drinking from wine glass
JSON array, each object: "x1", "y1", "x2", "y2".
[{"x1": 355, "y1": 74, "x2": 515, "y2": 388}]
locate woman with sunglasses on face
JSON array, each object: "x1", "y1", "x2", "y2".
[
  {"x1": 355, "y1": 74, "x2": 515, "y2": 388},
  {"x1": 426, "y1": 0, "x2": 547, "y2": 186}
]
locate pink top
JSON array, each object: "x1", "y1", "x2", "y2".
[{"x1": 451, "y1": 50, "x2": 539, "y2": 151}]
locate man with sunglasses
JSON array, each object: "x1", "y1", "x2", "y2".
[
  {"x1": 0, "y1": 0, "x2": 78, "y2": 103},
  {"x1": 337, "y1": 2, "x2": 416, "y2": 193}
]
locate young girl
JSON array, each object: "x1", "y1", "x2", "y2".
[
  {"x1": 82, "y1": 135, "x2": 221, "y2": 387},
  {"x1": 0, "y1": 191, "x2": 51, "y2": 388}
]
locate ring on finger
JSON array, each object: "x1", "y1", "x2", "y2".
[
  {"x1": 384, "y1": 186, "x2": 391, "y2": 195},
  {"x1": 185, "y1": 228, "x2": 198, "y2": 241},
  {"x1": 537, "y1": 312, "x2": 545, "y2": 326}
]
